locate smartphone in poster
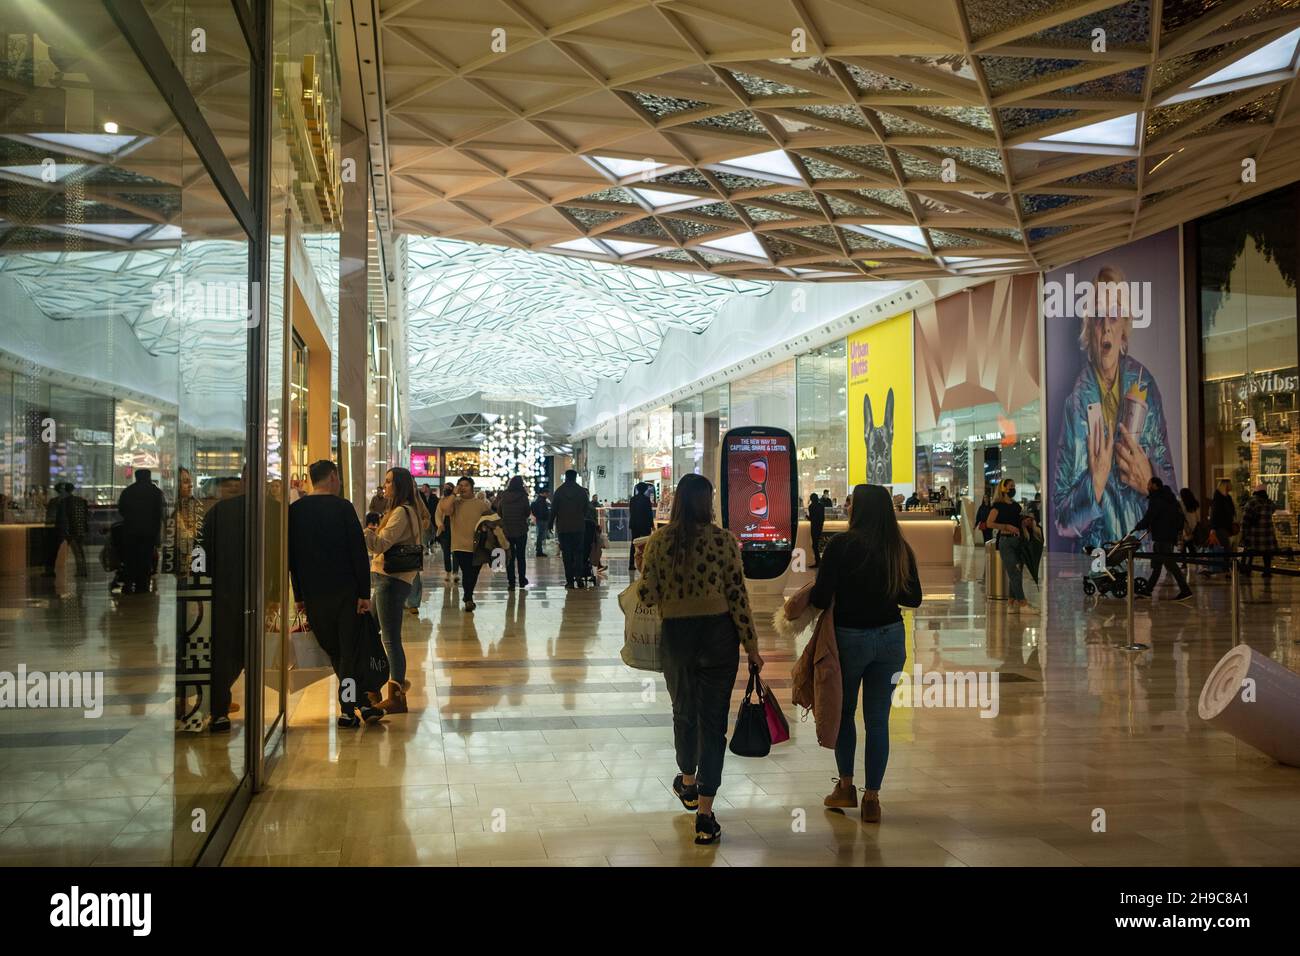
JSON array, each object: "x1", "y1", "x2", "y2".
[
  {"x1": 720, "y1": 427, "x2": 797, "y2": 579},
  {"x1": 1043, "y1": 228, "x2": 1183, "y2": 552}
]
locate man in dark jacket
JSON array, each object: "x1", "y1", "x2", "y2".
[
  {"x1": 628, "y1": 482, "x2": 655, "y2": 573},
  {"x1": 530, "y1": 490, "x2": 551, "y2": 557},
  {"x1": 199, "y1": 473, "x2": 248, "y2": 731},
  {"x1": 551, "y1": 470, "x2": 590, "y2": 588},
  {"x1": 807, "y1": 492, "x2": 826, "y2": 567},
  {"x1": 1134, "y1": 477, "x2": 1192, "y2": 601},
  {"x1": 117, "y1": 469, "x2": 164, "y2": 594},
  {"x1": 289, "y1": 460, "x2": 375, "y2": 724},
  {"x1": 44, "y1": 482, "x2": 89, "y2": 577}
]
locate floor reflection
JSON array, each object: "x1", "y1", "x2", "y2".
[{"x1": 226, "y1": 547, "x2": 1300, "y2": 867}]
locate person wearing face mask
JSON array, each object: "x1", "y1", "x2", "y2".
[
  {"x1": 1051, "y1": 266, "x2": 1176, "y2": 550},
  {"x1": 988, "y1": 478, "x2": 1034, "y2": 611}
]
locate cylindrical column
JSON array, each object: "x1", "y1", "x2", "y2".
[{"x1": 1199, "y1": 645, "x2": 1300, "y2": 766}]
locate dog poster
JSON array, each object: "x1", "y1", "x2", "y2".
[{"x1": 847, "y1": 311, "x2": 914, "y2": 491}]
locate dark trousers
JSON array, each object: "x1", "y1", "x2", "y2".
[
  {"x1": 660, "y1": 613, "x2": 741, "y2": 798},
  {"x1": 454, "y1": 551, "x2": 481, "y2": 602},
  {"x1": 810, "y1": 522, "x2": 824, "y2": 565},
  {"x1": 534, "y1": 522, "x2": 548, "y2": 556},
  {"x1": 558, "y1": 530, "x2": 584, "y2": 584},
  {"x1": 1147, "y1": 540, "x2": 1190, "y2": 593},
  {"x1": 45, "y1": 532, "x2": 87, "y2": 575},
  {"x1": 210, "y1": 602, "x2": 245, "y2": 719},
  {"x1": 304, "y1": 591, "x2": 361, "y2": 714},
  {"x1": 122, "y1": 533, "x2": 155, "y2": 592},
  {"x1": 437, "y1": 529, "x2": 453, "y2": 573},
  {"x1": 506, "y1": 535, "x2": 527, "y2": 586}
]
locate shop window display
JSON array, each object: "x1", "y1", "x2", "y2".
[
  {"x1": 1199, "y1": 187, "x2": 1299, "y2": 560},
  {"x1": 796, "y1": 342, "x2": 848, "y2": 515}
]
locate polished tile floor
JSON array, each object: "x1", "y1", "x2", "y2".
[
  {"x1": 226, "y1": 546, "x2": 1300, "y2": 867},
  {"x1": 0, "y1": 557, "x2": 247, "y2": 867}
]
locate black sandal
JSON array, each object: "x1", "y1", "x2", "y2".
[
  {"x1": 337, "y1": 713, "x2": 360, "y2": 728},
  {"x1": 672, "y1": 773, "x2": 699, "y2": 811}
]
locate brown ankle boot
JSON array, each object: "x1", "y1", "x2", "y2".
[
  {"x1": 379, "y1": 680, "x2": 408, "y2": 714},
  {"x1": 823, "y1": 778, "x2": 858, "y2": 809},
  {"x1": 861, "y1": 794, "x2": 881, "y2": 823}
]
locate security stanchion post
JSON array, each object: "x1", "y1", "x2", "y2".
[
  {"x1": 1231, "y1": 555, "x2": 1240, "y2": 647},
  {"x1": 1126, "y1": 554, "x2": 1135, "y2": 646}
]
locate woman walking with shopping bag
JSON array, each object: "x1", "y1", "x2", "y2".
[
  {"x1": 812, "y1": 483, "x2": 921, "y2": 824},
  {"x1": 636, "y1": 473, "x2": 763, "y2": 846}
]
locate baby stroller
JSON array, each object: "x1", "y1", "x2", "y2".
[{"x1": 1081, "y1": 530, "x2": 1150, "y2": 598}]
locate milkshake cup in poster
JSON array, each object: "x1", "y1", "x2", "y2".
[{"x1": 1119, "y1": 378, "x2": 1148, "y2": 439}]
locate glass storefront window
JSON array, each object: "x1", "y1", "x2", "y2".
[
  {"x1": 1200, "y1": 186, "x2": 1299, "y2": 558},
  {"x1": 915, "y1": 401, "x2": 1041, "y2": 512},
  {"x1": 796, "y1": 342, "x2": 847, "y2": 513},
  {"x1": 0, "y1": 0, "x2": 252, "y2": 864},
  {"x1": 729, "y1": 360, "x2": 796, "y2": 432}
]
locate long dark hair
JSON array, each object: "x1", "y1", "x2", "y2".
[
  {"x1": 846, "y1": 483, "x2": 915, "y2": 599},
  {"x1": 506, "y1": 475, "x2": 527, "y2": 495},
  {"x1": 1180, "y1": 487, "x2": 1199, "y2": 513},
  {"x1": 664, "y1": 473, "x2": 714, "y2": 560}
]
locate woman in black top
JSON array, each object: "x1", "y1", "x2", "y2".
[
  {"x1": 1209, "y1": 479, "x2": 1236, "y2": 575},
  {"x1": 812, "y1": 483, "x2": 921, "y2": 824},
  {"x1": 974, "y1": 489, "x2": 993, "y2": 543},
  {"x1": 988, "y1": 477, "x2": 1032, "y2": 610},
  {"x1": 628, "y1": 482, "x2": 655, "y2": 572}
]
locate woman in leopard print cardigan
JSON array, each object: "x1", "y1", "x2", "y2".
[{"x1": 636, "y1": 473, "x2": 763, "y2": 846}]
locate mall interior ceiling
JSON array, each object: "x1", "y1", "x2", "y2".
[{"x1": 359, "y1": 0, "x2": 1300, "y2": 428}]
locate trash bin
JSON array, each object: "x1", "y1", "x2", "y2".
[{"x1": 985, "y1": 539, "x2": 1007, "y2": 601}]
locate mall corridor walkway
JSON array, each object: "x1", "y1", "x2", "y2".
[{"x1": 225, "y1": 549, "x2": 1300, "y2": 867}]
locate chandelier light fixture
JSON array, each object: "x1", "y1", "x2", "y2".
[{"x1": 483, "y1": 413, "x2": 545, "y2": 485}]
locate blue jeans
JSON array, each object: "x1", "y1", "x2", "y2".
[
  {"x1": 371, "y1": 572, "x2": 411, "y2": 684},
  {"x1": 405, "y1": 571, "x2": 422, "y2": 608},
  {"x1": 834, "y1": 622, "x2": 906, "y2": 790},
  {"x1": 997, "y1": 534, "x2": 1026, "y2": 601}
]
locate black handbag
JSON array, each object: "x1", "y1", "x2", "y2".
[
  {"x1": 728, "y1": 664, "x2": 773, "y2": 758},
  {"x1": 352, "y1": 611, "x2": 390, "y2": 696},
  {"x1": 382, "y1": 505, "x2": 424, "y2": 574}
]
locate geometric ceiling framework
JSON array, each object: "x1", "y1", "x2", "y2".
[
  {"x1": 405, "y1": 236, "x2": 771, "y2": 406},
  {"x1": 379, "y1": 0, "x2": 1300, "y2": 283}
]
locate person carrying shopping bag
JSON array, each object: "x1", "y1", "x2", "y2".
[
  {"x1": 635, "y1": 473, "x2": 763, "y2": 846},
  {"x1": 810, "y1": 483, "x2": 921, "y2": 824}
]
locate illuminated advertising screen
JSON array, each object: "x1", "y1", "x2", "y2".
[
  {"x1": 724, "y1": 431, "x2": 793, "y2": 551},
  {"x1": 410, "y1": 447, "x2": 439, "y2": 478}
]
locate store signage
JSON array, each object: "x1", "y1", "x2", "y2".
[
  {"x1": 796, "y1": 446, "x2": 817, "y2": 461},
  {"x1": 1260, "y1": 446, "x2": 1288, "y2": 511},
  {"x1": 932, "y1": 442, "x2": 955, "y2": 453},
  {"x1": 1238, "y1": 371, "x2": 1299, "y2": 399},
  {"x1": 71, "y1": 428, "x2": 111, "y2": 444},
  {"x1": 967, "y1": 432, "x2": 1003, "y2": 443}
]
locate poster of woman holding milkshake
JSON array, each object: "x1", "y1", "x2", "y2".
[{"x1": 1046, "y1": 229, "x2": 1183, "y2": 552}]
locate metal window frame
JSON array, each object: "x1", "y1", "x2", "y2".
[{"x1": 99, "y1": 0, "x2": 271, "y2": 867}]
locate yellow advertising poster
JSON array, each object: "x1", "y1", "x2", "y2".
[{"x1": 847, "y1": 311, "x2": 913, "y2": 488}]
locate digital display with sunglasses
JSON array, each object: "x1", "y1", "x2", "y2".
[{"x1": 720, "y1": 426, "x2": 798, "y2": 579}]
